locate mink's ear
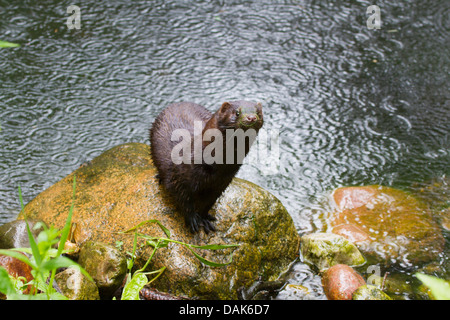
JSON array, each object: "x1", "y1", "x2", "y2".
[
  {"x1": 220, "y1": 102, "x2": 232, "y2": 113},
  {"x1": 255, "y1": 102, "x2": 263, "y2": 123}
]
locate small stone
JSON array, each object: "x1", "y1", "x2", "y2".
[
  {"x1": 322, "y1": 264, "x2": 365, "y2": 300},
  {"x1": 301, "y1": 233, "x2": 365, "y2": 271},
  {"x1": 77, "y1": 241, "x2": 127, "y2": 299},
  {"x1": 55, "y1": 267, "x2": 100, "y2": 300},
  {"x1": 352, "y1": 285, "x2": 392, "y2": 300}
]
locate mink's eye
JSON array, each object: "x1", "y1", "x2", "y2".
[{"x1": 236, "y1": 109, "x2": 240, "y2": 117}]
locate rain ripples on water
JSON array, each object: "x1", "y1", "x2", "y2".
[{"x1": 0, "y1": 0, "x2": 448, "y2": 299}]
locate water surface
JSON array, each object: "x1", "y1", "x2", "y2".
[{"x1": 0, "y1": 0, "x2": 448, "y2": 299}]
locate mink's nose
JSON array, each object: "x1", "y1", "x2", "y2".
[{"x1": 246, "y1": 114, "x2": 257, "y2": 123}]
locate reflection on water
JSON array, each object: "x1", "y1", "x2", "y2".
[{"x1": 0, "y1": 0, "x2": 448, "y2": 299}]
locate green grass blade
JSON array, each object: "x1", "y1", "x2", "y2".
[
  {"x1": 145, "y1": 266, "x2": 166, "y2": 286},
  {"x1": 18, "y1": 185, "x2": 42, "y2": 266},
  {"x1": 137, "y1": 236, "x2": 238, "y2": 267},
  {"x1": 121, "y1": 219, "x2": 171, "y2": 238},
  {"x1": 57, "y1": 175, "x2": 77, "y2": 256},
  {"x1": 41, "y1": 256, "x2": 93, "y2": 282},
  {"x1": 0, "y1": 40, "x2": 20, "y2": 48},
  {"x1": 0, "y1": 266, "x2": 17, "y2": 295},
  {"x1": 48, "y1": 292, "x2": 69, "y2": 300},
  {"x1": 25, "y1": 221, "x2": 42, "y2": 266},
  {"x1": 187, "y1": 243, "x2": 240, "y2": 250},
  {"x1": 18, "y1": 185, "x2": 25, "y2": 212},
  {"x1": 186, "y1": 246, "x2": 234, "y2": 267},
  {"x1": 127, "y1": 231, "x2": 138, "y2": 273},
  {"x1": 135, "y1": 239, "x2": 162, "y2": 274}
]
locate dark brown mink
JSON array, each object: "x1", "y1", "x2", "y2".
[{"x1": 150, "y1": 101, "x2": 263, "y2": 233}]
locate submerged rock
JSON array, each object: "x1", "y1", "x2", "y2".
[
  {"x1": 301, "y1": 233, "x2": 365, "y2": 271},
  {"x1": 321, "y1": 264, "x2": 365, "y2": 300},
  {"x1": 331, "y1": 224, "x2": 369, "y2": 244},
  {"x1": 18, "y1": 143, "x2": 299, "y2": 299},
  {"x1": 366, "y1": 274, "x2": 412, "y2": 297},
  {"x1": 276, "y1": 284, "x2": 311, "y2": 300},
  {"x1": 330, "y1": 185, "x2": 445, "y2": 266},
  {"x1": 352, "y1": 285, "x2": 392, "y2": 300},
  {"x1": 77, "y1": 241, "x2": 127, "y2": 299}
]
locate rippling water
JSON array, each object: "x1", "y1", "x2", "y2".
[{"x1": 0, "y1": 0, "x2": 448, "y2": 299}]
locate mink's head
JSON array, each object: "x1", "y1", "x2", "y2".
[{"x1": 217, "y1": 101, "x2": 263, "y2": 131}]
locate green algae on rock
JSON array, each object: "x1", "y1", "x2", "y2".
[
  {"x1": 77, "y1": 241, "x2": 127, "y2": 299},
  {"x1": 300, "y1": 233, "x2": 366, "y2": 271},
  {"x1": 352, "y1": 285, "x2": 392, "y2": 300},
  {"x1": 18, "y1": 143, "x2": 299, "y2": 299}
]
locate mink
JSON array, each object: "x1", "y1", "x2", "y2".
[{"x1": 150, "y1": 100, "x2": 263, "y2": 233}]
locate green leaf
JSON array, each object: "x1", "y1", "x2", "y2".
[
  {"x1": 0, "y1": 266, "x2": 16, "y2": 295},
  {"x1": 0, "y1": 40, "x2": 20, "y2": 48},
  {"x1": 121, "y1": 272, "x2": 148, "y2": 300},
  {"x1": 40, "y1": 256, "x2": 77, "y2": 272},
  {"x1": 8, "y1": 292, "x2": 53, "y2": 300},
  {"x1": 48, "y1": 292, "x2": 69, "y2": 300},
  {"x1": 25, "y1": 219, "x2": 42, "y2": 266},
  {"x1": 416, "y1": 273, "x2": 450, "y2": 300},
  {"x1": 0, "y1": 249, "x2": 34, "y2": 269},
  {"x1": 41, "y1": 256, "x2": 93, "y2": 283}
]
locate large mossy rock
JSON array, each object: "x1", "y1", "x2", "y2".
[
  {"x1": 18, "y1": 143, "x2": 299, "y2": 300},
  {"x1": 329, "y1": 185, "x2": 445, "y2": 266}
]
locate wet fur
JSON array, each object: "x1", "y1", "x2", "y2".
[{"x1": 150, "y1": 101, "x2": 263, "y2": 233}]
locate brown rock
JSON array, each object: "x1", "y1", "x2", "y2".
[
  {"x1": 17, "y1": 143, "x2": 299, "y2": 299},
  {"x1": 322, "y1": 264, "x2": 365, "y2": 300}
]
